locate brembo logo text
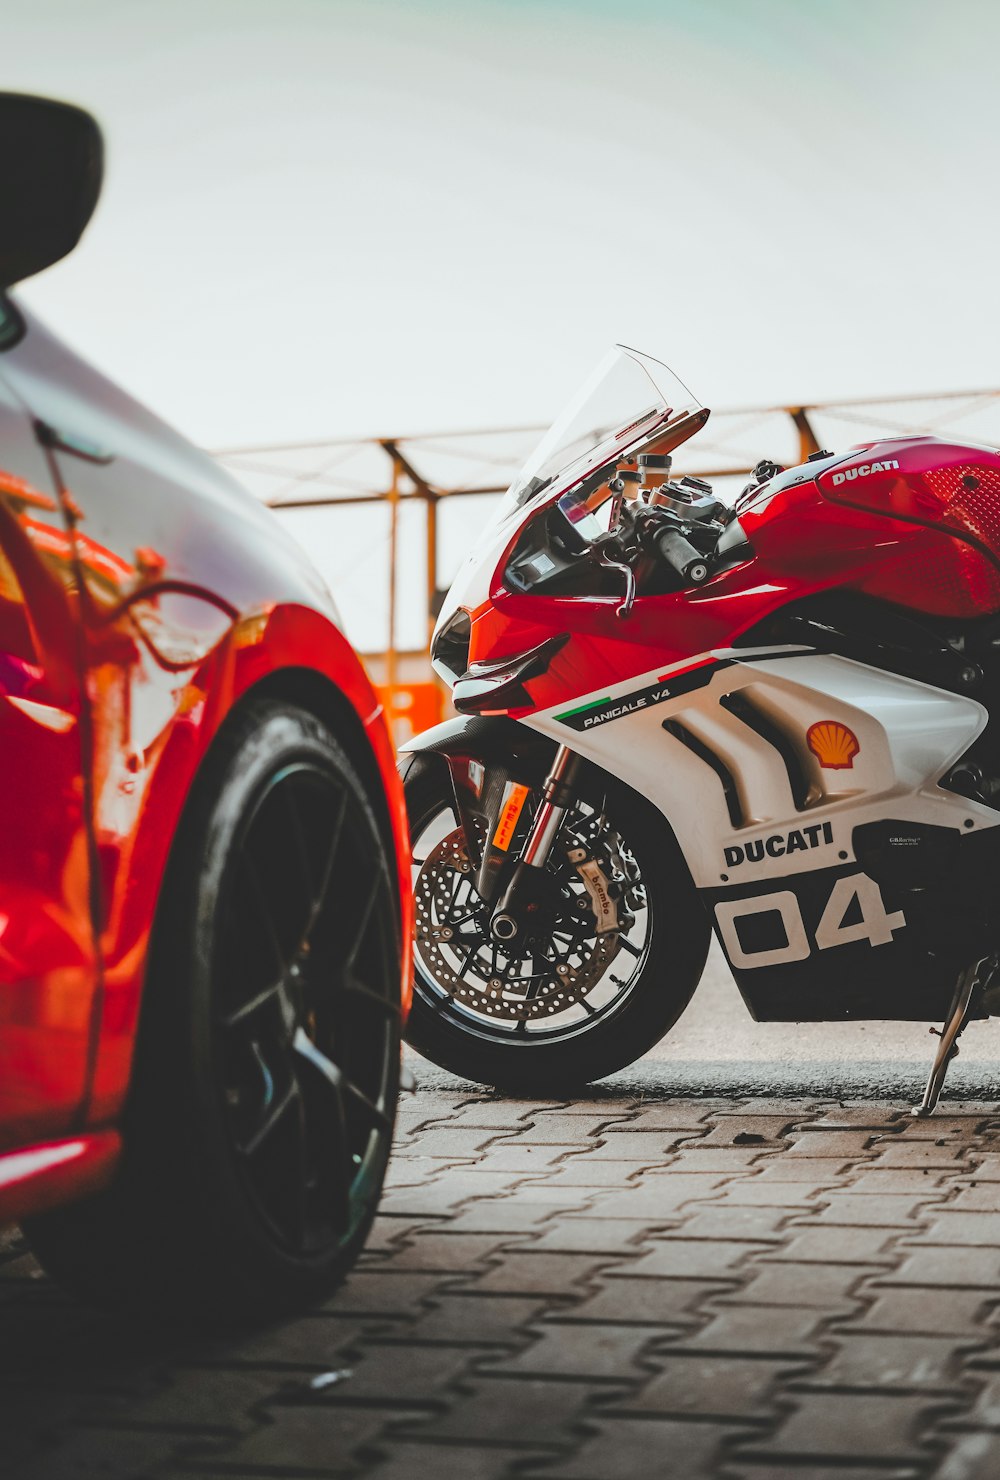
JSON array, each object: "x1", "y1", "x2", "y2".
[
  {"x1": 831, "y1": 459, "x2": 899, "y2": 486},
  {"x1": 725, "y1": 820, "x2": 834, "y2": 868}
]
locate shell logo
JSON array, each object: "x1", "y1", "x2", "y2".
[{"x1": 807, "y1": 720, "x2": 860, "y2": 770}]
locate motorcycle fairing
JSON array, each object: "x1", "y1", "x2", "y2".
[
  {"x1": 701, "y1": 861, "x2": 952, "y2": 1021},
  {"x1": 443, "y1": 433, "x2": 1000, "y2": 730},
  {"x1": 521, "y1": 647, "x2": 999, "y2": 1020}
]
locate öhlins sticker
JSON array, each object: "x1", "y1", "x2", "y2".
[{"x1": 493, "y1": 782, "x2": 531, "y2": 851}]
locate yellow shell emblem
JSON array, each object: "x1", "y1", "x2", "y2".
[{"x1": 807, "y1": 720, "x2": 860, "y2": 770}]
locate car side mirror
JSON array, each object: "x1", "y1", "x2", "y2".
[{"x1": 0, "y1": 93, "x2": 103, "y2": 290}]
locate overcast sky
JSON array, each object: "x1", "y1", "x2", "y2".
[{"x1": 8, "y1": 0, "x2": 1000, "y2": 453}]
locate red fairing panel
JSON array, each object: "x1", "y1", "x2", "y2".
[
  {"x1": 463, "y1": 439, "x2": 1000, "y2": 722},
  {"x1": 463, "y1": 484, "x2": 890, "y2": 716},
  {"x1": 816, "y1": 437, "x2": 1000, "y2": 616}
]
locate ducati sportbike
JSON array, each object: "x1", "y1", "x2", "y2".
[{"x1": 401, "y1": 346, "x2": 1000, "y2": 1114}]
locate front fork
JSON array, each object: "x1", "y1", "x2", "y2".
[{"x1": 489, "y1": 745, "x2": 581, "y2": 945}]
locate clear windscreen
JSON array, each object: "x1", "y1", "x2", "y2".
[{"x1": 496, "y1": 345, "x2": 703, "y2": 524}]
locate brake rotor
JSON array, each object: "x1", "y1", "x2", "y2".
[{"x1": 413, "y1": 826, "x2": 620, "y2": 1021}]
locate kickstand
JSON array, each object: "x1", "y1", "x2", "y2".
[{"x1": 912, "y1": 955, "x2": 992, "y2": 1118}]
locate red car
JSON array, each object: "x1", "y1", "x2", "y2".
[{"x1": 0, "y1": 95, "x2": 412, "y2": 1321}]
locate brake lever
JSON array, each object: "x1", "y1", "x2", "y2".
[{"x1": 598, "y1": 551, "x2": 637, "y2": 620}]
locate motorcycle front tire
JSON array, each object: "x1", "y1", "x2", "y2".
[{"x1": 401, "y1": 750, "x2": 711, "y2": 1094}]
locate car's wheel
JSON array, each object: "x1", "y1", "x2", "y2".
[
  {"x1": 25, "y1": 697, "x2": 401, "y2": 1326},
  {"x1": 401, "y1": 751, "x2": 710, "y2": 1094}
]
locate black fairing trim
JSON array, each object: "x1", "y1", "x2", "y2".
[
  {"x1": 713, "y1": 825, "x2": 1000, "y2": 1023},
  {"x1": 402, "y1": 714, "x2": 558, "y2": 777},
  {"x1": 452, "y1": 633, "x2": 570, "y2": 714},
  {"x1": 430, "y1": 608, "x2": 471, "y2": 686},
  {"x1": 403, "y1": 715, "x2": 562, "y2": 906},
  {"x1": 735, "y1": 592, "x2": 981, "y2": 692},
  {"x1": 662, "y1": 718, "x2": 744, "y2": 828},
  {"x1": 707, "y1": 861, "x2": 957, "y2": 1022},
  {"x1": 711, "y1": 516, "x2": 754, "y2": 576},
  {"x1": 720, "y1": 691, "x2": 812, "y2": 810}
]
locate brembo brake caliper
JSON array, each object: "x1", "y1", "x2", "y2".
[{"x1": 566, "y1": 846, "x2": 619, "y2": 934}]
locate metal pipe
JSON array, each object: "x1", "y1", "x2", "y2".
[
  {"x1": 521, "y1": 745, "x2": 578, "y2": 869},
  {"x1": 489, "y1": 745, "x2": 581, "y2": 942}
]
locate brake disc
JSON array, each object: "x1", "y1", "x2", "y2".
[{"x1": 413, "y1": 827, "x2": 620, "y2": 1021}]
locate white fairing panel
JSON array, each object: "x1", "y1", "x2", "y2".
[{"x1": 523, "y1": 650, "x2": 997, "y2": 892}]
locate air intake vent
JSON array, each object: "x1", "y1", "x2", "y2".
[
  {"x1": 719, "y1": 691, "x2": 812, "y2": 810},
  {"x1": 662, "y1": 719, "x2": 744, "y2": 828}
]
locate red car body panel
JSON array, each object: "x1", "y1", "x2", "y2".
[
  {"x1": 0, "y1": 377, "x2": 97, "y2": 1155},
  {"x1": 0, "y1": 1131, "x2": 120, "y2": 1225},
  {"x1": 88, "y1": 603, "x2": 413, "y2": 1128},
  {"x1": 0, "y1": 304, "x2": 411, "y2": 1227},
  {"x1": 457, "y1": 436, "x2": 1000, "y2": 722}
]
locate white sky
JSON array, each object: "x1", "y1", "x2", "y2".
[
  {"x1": 9, "y1": 0, "x2": 1000, "y2": 450},
  {"x1": 7, "y1": 0, "x2": 1000, "y2": 653}
]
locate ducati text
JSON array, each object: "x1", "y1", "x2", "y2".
[
  {"x1": 725, "y1": 821, "x2": 834, "y2": 868},
  {"x1": 831, "y1": 459, "x2": 900, "y2": 485}
]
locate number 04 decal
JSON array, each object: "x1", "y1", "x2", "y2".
[{"x1": 715, "y1": 874, "x2": 905, "y2": 970}]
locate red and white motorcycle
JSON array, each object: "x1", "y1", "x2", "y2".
[{"x1": 400, "y1": 346, "x2": 1000, "y2": 1114}]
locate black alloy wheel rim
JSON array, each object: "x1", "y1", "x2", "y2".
[
  {"x1": 214, "y1": 760, "x2": 398, "y2": 1258},
  {"x1": 411, "y1": 795, "x2": 651, "y2": 1047}
]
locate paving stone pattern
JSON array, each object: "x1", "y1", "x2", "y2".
[{"x1": 4, "y1": 1090, "x2": 1000, "y2": 1477}]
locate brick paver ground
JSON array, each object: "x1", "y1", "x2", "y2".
[{"x1": 4, "y1": 1088, "x2": 1000, "y2": 1478}]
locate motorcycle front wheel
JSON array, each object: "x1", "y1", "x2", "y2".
[{"x1": 401, "y1": 751, "x2": 711, "y2": 1093}]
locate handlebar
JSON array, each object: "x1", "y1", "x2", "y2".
[{"x1": 655, "y1": 526, "x2": 710, "y2": 586}]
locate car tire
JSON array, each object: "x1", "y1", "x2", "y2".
[{"x1": 25, "y1": 697, "x2": 401, "y2": 1326}]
